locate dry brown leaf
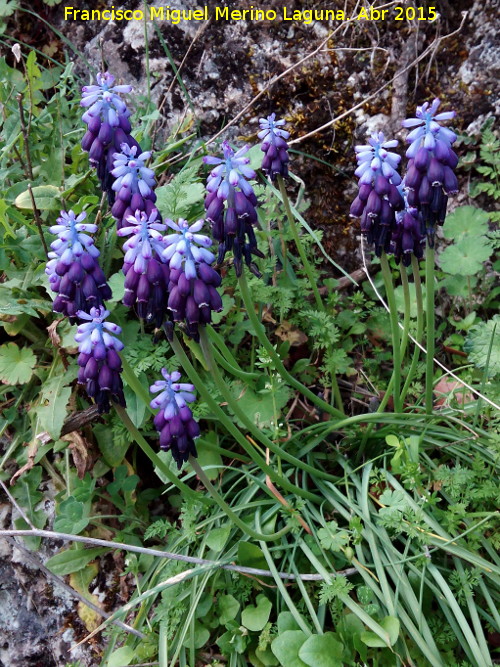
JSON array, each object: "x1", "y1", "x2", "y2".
[
  {"x1": 275, "y1": 321, "x2": 308, "y2": 346},
  {"x1": 62, "y1": 432, "x2": 93, "y2": 479}
]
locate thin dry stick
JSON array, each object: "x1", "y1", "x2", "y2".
[
  {"x1": 290, "y1": 11, "x2": 469, "y2": 146},
  {"x1": 360, "y1": 240, "x2": 500, "y2": 412},
  {"x1": 0, "y1": 529, "x2": 357, "y2": 581}
]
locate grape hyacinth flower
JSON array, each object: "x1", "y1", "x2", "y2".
[
  {"x1": 117, "y1": 209, "x2": 170, "y2": 327},
  {"x1": 204, "y1": 141, "x2": 264, "y2": 276},
  {"x1": 350, "y1": 132, "x2": 404, "y2": 257},
  {"x1": 392, "y1": 189, "x2": 425, "y2": 267},
  {"x1": 74, "y1": 306, "x2": 125, "y2": 414},
  {"x1": 402, "y1": 99, "x2": 458, "y2": 242},
  {"x1": 258, "y1": 113, "x2": 290, "y2": 180},
  {"x1": 80, "y1": 72, "x2": 141, "y2": 201},
  {"x1": 162, "y1": 218, "x2": 223, "y2": 341},
  {"x1": 45, "y1": 210, "x2": 112, "y2": 323},
  {"x1": 110, "y1": 144, "x2": 160, "y2": 230},
  {"x1": 150, "y1": 369, "x2": 200, "y2": 468}
]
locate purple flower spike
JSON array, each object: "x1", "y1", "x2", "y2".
[
  {"x1": 402, "y1": 99, "x2": 458, "y2": 241},
  {"x1": 392, "y1": 188, "x2": 426, "y2": 267},
  {"x1": 111, "y1": 144, "x2": 160, "y2": 230},
  {"x1": 150, "y1": 368, "x2": 200, "y2": 468},
  {"x1": 75, "y1": 306, "x2": 125, "y2": 414},
  {"x1": 203, "y1": 141, "x2": 263, "y2": 276},
  {"x1": 117, "y1": 209, "x2": 170, "y2": 327},
  {"x1": 80, "y1": 72, "x2": 141, "y2": 202},
  {"x1": 258, "y1": 113, "x2": 290, "y2": 180},
  {"x1": 351, "y1": 132, "x2": 404, "y2": 257},
  {"x1": 162, "y1": 219, "x2": 222, "y2": 341},
  {"x1": 46, "y1": 210, "x2": 112, "y2": 323}
]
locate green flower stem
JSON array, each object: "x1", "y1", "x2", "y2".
[
  {"x1": 399, "y1": 262, "x2": 411, "y2": 360},
  {"x1": 114, "y1": 404, "x2": 203, "y2": 503},
  {"x1": 277, "y1": 175, "x2": 344, "y2": 415},
  {"x1": 380, "y1": 253, "x2": 402, "y2": 413},
  {"x1": 400, "y1": 257, "x2": 424, "y2": 405},
  {"x1": 424, "y1": 247, "x2": 436, "y2": 414},
  {"x1": 199, "y1": 328, "x2": 340, "y2": 485},
  {"x1": 237, "y1": 270, "x2": 345, "y2": 419},
  {"x1": 277, "y1": 174, "x2": 323, "y2": 311},
  {"x1": 210, "y1": 343, "x2": 260, "y2": 381},
  {"x1": 170, "y1": 333, "x2": 322, "y2": 503},
  {"x1": 189, "y1": 456, "x2": 293, "y2": 542}
]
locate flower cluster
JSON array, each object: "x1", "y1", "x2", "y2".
[
  {"x1": 75, "y1": 306, "x2": 126, "y2": 414},
  {"x1": 81, "y1": 72, "x2": 140, "y2": 201},
  {"x1": 110, "y1": 144, "x2": 160, "y2": 230},
  {"x1": 163, "y1": 218, "x2": 223, "y2": 341},
  {"x1": 259, "y1": 113, "x2": 290, "y2": 180},
  {"x1": 402, "y1": 99, "x2": 458, "y2": 242},
  {"x1": 117, "y1": 209, "x2": 170, "y2": 327},
  {"x1": 150, "y1": 369, "x2": 200, "y2": 468},
  {"x1": 204, "y1": 141, "x2": 263, "y2": 276},
  {"x1": 350, "y1": 132, "x2": 404, "y2": 256},
  {"x1": 46, "y1": 210, "x2": 111, "y2": 323}
]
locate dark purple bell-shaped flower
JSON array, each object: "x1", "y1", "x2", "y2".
[
  {"x1": 258, "y1": 113, "x2": 290, "y2": 180},
  {"x1": 45, "y1": 210, "x2": 112, "y2": 323},
  {"x1": 402, "y1": 99, "x2": 458, "y2": 243},
  {"x1": 351, "y1": 132, "x2": 404, "y2": 257},
  {"x1": 110, "y1": 144, "x2": 160, "y2": 230},
  {"x1": 162, "y1": 218, "x2": 222, "y2": 341},
  {"x1": 80, "y1": 72, "x2": 141, "y2": 202},
  {"x1": 117, "y1": 209, "x2": 170, "y2": 327},
  {"x1": 150, "y1": 369, "x2": 199, "y2": 469},
  {"x1": 204, "y1": 141, "x2": 264, "y2": 276},
  {"x1": 74, "y1": 306, "x2": 125, "y2": 414},
  {"x1": 391, "y1": 188, "x2": 426, "y2": 266}
]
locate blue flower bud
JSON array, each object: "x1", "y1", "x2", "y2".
[
  {"x1": 150, "y1": 369, "x2": 199, "y2": 468},
  {"x1": 75, "y1": 306, "x2": 125, "y2": 414}
]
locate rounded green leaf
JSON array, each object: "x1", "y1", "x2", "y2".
[
  {"x1": 241, "y1": 594, "x2": 272, "y2": 631},
  {"x1": 298, "y1": 633, "x2": 344, "y2": 667},
  {"x1": 14, "y1": 184, "x2": 62, "y2": 210},
  {"x1": 271, "y1": 630, "x2": 309, "y2": 667}
]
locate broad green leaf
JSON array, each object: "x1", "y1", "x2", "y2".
[
  {"x1": 106, "y1": 272, "x2": 125, "y2": 304},
  {"x1": 32, "y1": 370, "x2": 75, "y2": 440},
  {"x1": 360, "y1": 615, "x2": 400, "y2": 648},
  {"x1": 46, "y1": 547, "x2": 107, "y2": 576},
  {"x1": 442, "y1": 206, "x2": 490, "y2": 241},
  {"x1": 464, "y1": 315, "x2": 500, "y2": 376},
  {"x1": 228, "y1": 380, "x2": 291, "y2": 429},
  {"x1": 241, "y1": 594, "x2": 272, "y2": 632},
  {"x1": 191, "y1": 443, "x2": 223, "y2": 480},
  {"x1": 182, "y1": 621, "x2": 210, "y2": 648},
  {"x1": 298, "y1": 633, "x2": 344, "y2": 667},
  {"x1": 277, "y1": 611, "x2": 303, "y2": 634},
  {"x1": 206, "y1": 525, "x2": 231, "y2": 552},
  {"x1": 238, "y1": 542, "x2": 268, "y2": 571},
  {"x1": 439, "y1": 238, "x2": 492, "y2": 276},
  {"x1": 94, "y1": 423, "x2": 130, "y2": 467},
  {"x1": 218, "y1": 594, "x2": 240, "y2": 625},
  {"x1": 106, "y1": 646, "x2": 135, "y2": 667},
  {"x1": 0, "y1": 342, "x2": 36, "y2": 384},
  {"x1": 271, "y1": 630, "x2": 309, "y2": 667},
  {"x1": 14, "y1": 184, "x2": 62, "y2": 210}
]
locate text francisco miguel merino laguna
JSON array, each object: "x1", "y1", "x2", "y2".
[{"x1": 63, "y1": 5, "x2": 392, "y2": 24}]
